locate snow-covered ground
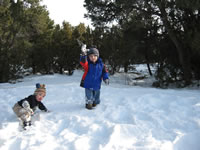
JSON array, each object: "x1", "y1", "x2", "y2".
[{"x1": 0, "y1": 69, "x2": 200, "y2": 150}]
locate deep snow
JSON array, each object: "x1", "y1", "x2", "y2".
[{"x1": 0, "y1": 69, "x2": 200, "y2": 150}]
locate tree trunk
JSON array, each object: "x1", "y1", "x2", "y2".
[
  {"x1": 124, "y1": 62, "x2": 129, "y2": 73},
  {"x1": 147, "y1": 63, "x2": 152, "y2": 76},
  {"x1": 145, "y1": 46, "x2": 152, "y2": 76},
  {"x1": 158, "y1": 0, "x2": 191, "y2": 85}
]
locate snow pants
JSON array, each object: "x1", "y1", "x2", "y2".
[
  {"x1": 12, "y1": 103, "x2": 31, "y2": 122},
  {"x1": 85, "y1": 88, "x2": 100, "y2": 105}
]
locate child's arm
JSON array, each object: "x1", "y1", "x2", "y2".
[
  {"x1": 102, "y1": 64, "x2": 109, "y2": 80},
  {"x1": 80, "y1": 45, "x2": 89, "y2": 87},
  {"x1": 80, "y1": 55, "x2": 88, "y2": 71},
  {"x1": 80, "y1": 55, "x2": 89, "y2": 87},
  {"x1": 38, "y1": 102, "x2": 49, "y2": 112}
]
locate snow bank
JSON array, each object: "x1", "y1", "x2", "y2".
[{"x1": 0, "y1": 70, "x2": 200, "y2": 150}]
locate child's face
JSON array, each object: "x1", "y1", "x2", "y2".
[
  {"x1": 89, "y1": 54, "x2": 98, "y2": 63},
  {"x1": 36, "y1": 92, "x2": 45, "y2": 102}
]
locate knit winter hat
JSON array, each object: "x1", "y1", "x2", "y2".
[
  {"x1": 34, "y1": 83, "x2": 46, "y2": 96},
  {"x1": 88, "y1": 48, "x2": 99, "y2": 57}
]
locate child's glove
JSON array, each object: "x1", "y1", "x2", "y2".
[
  {"x1": 81, "y1": 44, "x2": 88, "y2": 55},
  {"x1": 29, "y1": 109, "x2": 34, "y2": 115},
  {"x1": 104, "y1": 79, "x2": 109, "y2": 85},
  {"x1": 45, "y1": 109, "x2": 51, "y2": 113},
  {"x1": 43, "y1": 109, "x2": 51, "y2": 113}
]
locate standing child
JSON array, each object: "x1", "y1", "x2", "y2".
[
  {"x1": 80, "y1": 45, "x2": 109, "y2": 110},
  {"x1": 12, "y1": 83, "x2": 49, "y2": 129}
]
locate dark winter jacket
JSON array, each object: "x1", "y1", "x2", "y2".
[
  {"x1": 80, "y1": 55, "x2": 109, "y2": 90},
  {"x1": 18, "y1": 95, "x2": 47, "y2": 112}
]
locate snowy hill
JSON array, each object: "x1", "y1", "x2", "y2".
[{"x1": 0, "y1": 70, "x2": 200, "y2": 150}]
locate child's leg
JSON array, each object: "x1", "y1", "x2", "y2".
[
  {"x1": 93, "y1": 90, "x2": 100, "y2": 105},
  {"x1": 13, "y1": 103, "x2": 25, "y2": 119},
  {"x1": 13, "y1": 103, "x2": 32, "y2": 126},
  {"x1": 85, "y1": 88, "x2": 93, "y2": 104}
]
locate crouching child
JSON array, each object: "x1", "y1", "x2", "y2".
[{"x1": 13, "y1": 83, "x2": 49, "y2": 130}]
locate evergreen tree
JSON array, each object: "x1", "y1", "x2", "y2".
[{"x1": 84, "y1": 0, "x2": 200, "y2": 86}]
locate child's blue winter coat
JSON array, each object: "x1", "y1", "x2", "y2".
[{"x1": 80, "y1": 55, "x2": 109, "y2": 90}]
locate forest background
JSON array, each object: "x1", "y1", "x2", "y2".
[{"x1": 1, "y1": 0, "x2": 200, "y2": 88}]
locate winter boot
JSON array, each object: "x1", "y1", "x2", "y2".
[
  {"x1": 23, "y1": 121, "x2": 31, "y2": 130},
  {"x1": 92, "y1": 103, "x2": 97, "y2": 107},
  {"x1": 85, "y1": 104, "x2": 93, "y2": 110}
]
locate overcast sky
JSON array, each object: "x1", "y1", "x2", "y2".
[{"x1": 41, "y1": 0, "x2": 91, "y2": 26}]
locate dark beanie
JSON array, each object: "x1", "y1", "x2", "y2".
[{"x1": 88, "y1": 48, "x2": 99, "y2": 57}]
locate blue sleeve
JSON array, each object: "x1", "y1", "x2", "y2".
[
  {"x1": 102, "y1": 65, "x2": 109, "y2": 80},
  {"x1": 80, "y1": 55, "x2": 87, "y2": 63}
]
